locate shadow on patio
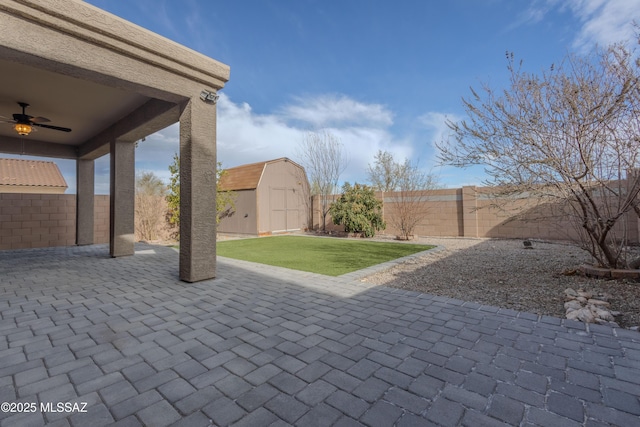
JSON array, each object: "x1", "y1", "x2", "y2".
[{"x1": 1, "y1": 243, "x2": 639, "y2": 426}]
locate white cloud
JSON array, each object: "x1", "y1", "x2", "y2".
[
  {"x1": 318, "y1": 126, "x2": 414, "y2": 185},
  {"x1": 565, "y1": 0, "x2": 640, "y2": 50},
  {"x1": 510, "y1": 1, "x2": 640, "y2": 51},
  {"x1": 79, "y1": 93, "x2": 416, "y2": 193},
  {"x1": 217, "y1": 93, "x2": 305, "y2": 167},
  {"x1": 418, "y1": 111, "x2": 475, "y2": 186},
  {"x1": 217, "y1": 93, "x2": 411, "y2": 185},
  {"x1": 9, "y1": 95, "x2": 454, "y2": 193},
  {"x1": 280, "y1": 94, "x2": 394, "y2": 128},
  {"x1": 507, "y1": 1, "x2": 556, "y2": 32},
  {"x1": 418, "y1": 111, "x2": 460, "y2": 151}
]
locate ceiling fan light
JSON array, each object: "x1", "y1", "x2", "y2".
[{"x1": 14, "y1": 123, "x2": 32, "y2": 136}]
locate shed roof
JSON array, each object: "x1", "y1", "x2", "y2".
[
  {"x1": 0, "y1": 158, "x2": 68, "y2": 189},
  {"x1": 219, "y1": 157, "x2": 304, "y2": 191}
]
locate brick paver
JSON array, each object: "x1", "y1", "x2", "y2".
[{"x1": 1, "y1": 243, "x2": 639, "y2": 426}]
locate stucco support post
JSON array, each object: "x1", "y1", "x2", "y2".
[
  {"x1": 109, "y1": 139, "x2": 135, "y2": 257},
  {"x1": 179, "y1": 97, "x2": 217, "y2": 282},
  {"x1": 76, "y1": 159, "x2": 95, "y2": 245},
  {"x1": 462, "y1": 185, "x2": 479, "y2": 238}
]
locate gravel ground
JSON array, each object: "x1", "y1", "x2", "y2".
[{"x1": 363, "y1": 236, "x2": 640, "y2": 329}]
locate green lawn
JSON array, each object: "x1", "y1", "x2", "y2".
[{"x1": 217, "y1": 235, "x2": 435, "y2": 276}]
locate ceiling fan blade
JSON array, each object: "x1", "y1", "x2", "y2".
[
  {"x1": 33, "y1": 123, "x2": 72, "y2": 132},
  {"x1": 30, "y1": 116, "x2": 51, "y2": 123}
]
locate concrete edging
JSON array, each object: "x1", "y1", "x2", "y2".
[{"x1": 580, "y1": 264, "x2": 640, "y2": 281}]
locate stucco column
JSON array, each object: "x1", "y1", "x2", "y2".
[
  {"x1": 462, "y1": 185, "x2": 478, "y2": 238},
  {"x1": 76, "y1": 159, "x2": 95, "y2": 245},
  {"x1": 109, "y1": 139, "x2": 135, "y2": 257},
  {"x1": 179, "y1": 97, "x2": 217, "y2": 282}
]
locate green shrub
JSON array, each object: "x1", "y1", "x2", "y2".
[{"x1": 330, "y1": 182, "x2": 385, "y2": 237}]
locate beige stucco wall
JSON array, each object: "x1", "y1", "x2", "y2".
[{"x1": 0, "y1": 193, "x2": 109, "y2": 250}]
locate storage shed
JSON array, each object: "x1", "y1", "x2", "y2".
[{"x1": 218, "y1": 158, "x2": 310, "y2": 236}]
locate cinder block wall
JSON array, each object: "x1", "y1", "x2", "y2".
[
  {"x1": 3, "y1": 189, "x2": 636, "y2": 249},
  {"x1": 310, "y1": 194, "x2": 343, "y2": 233},
  {"x1": 383, "y1": 188, "x2": 464, "y2": 237},
  {"x1": 0, "y1": 193, "x2": 110, "y2": 250},
  {"x1": 312, "y1": 185, "x2": 640, "y2": 244},
  {"x1": 95, "y1": 195, "x2": 109, "y2": 243}
]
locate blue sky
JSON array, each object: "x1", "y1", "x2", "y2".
[{"x1": 15, "y1": 0, "x2": 640, "y2": 193}]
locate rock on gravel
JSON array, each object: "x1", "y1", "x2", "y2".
[{"x1": 363, "y1": 236, "x2": 640, "y2": 329}]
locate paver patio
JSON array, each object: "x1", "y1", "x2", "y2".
[{"x1": 1, "y1": 243, "x2": 639, "y2": 427}]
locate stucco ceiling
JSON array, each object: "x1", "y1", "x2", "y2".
[{"x1": 0, "y1": 58, "x2": 149, "y2": 147}]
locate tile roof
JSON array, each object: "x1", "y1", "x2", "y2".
[{"x1": 0, "y1": 158, "x2": 68, "y2": 189}]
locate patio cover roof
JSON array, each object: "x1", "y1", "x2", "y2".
[
  {"x1": 0, "y1": 0, "x2": 230, "y2": 282},
  {"x1": 0, "y1": 0, "x2": 229, "y2": 159}
]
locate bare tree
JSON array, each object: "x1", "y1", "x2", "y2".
[
  {"x1": 297, "y1": 130, "x2": 349, "y2": 231},
  {"x1": 438, "y1": 41, "x2": 640, "y2": 268},
  {"x1": 367, "y1": 150, "x2": 402, "y2": 192},
  {"x1": 393, "y1": 166, "x2": 441, "y2": 240},
  {"x1": 369, "y1": 151, "x2": 440, "y2": 240},
  {"x1": 135, "y1": 171, "x2": 167, "y2": 241}
]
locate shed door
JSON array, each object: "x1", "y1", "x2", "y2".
[{"x1": 270, "y1": 187, "x2": 300, "y2": 232}]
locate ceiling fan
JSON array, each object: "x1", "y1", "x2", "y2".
[{"x1": 0, "y1": 102, "x2": 72, "y2": 136}]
